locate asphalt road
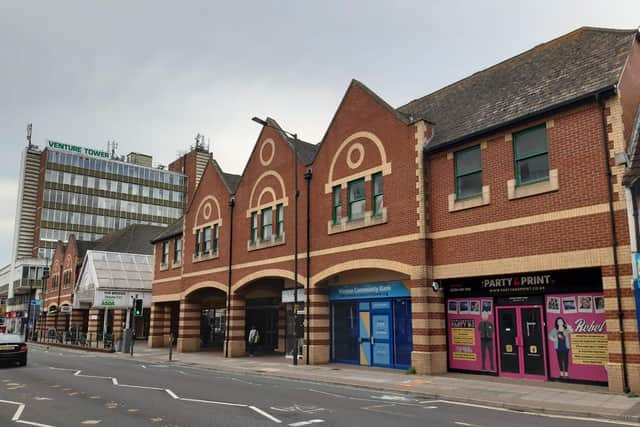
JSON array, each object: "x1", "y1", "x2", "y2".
[{"x1": 0, "y1": 345, "x2": 636, "y2": 427}]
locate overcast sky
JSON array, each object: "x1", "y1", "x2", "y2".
[{"x1": 1, "y1": 1, "x2": 639, "y2": 266}]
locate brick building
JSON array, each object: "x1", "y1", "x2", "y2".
[{"x1": 149, "y1": 27, "x2": 640, "y2": 392}]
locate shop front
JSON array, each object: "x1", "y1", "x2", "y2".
[
  {"x1": 329, "y1": 281, "x2": 412, "y2": 369},
  {"x1": 444, "y1": 268, "x2": 608, "y2": 385}
]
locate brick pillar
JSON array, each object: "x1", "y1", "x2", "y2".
[
  {"x1": 277, "y1": 304, "x2": 286, "y2": 353},
  {"x1": 177, "y1": 299, "x2": 200, "y2": 352},
  {"x1": 112, "y1": 309, "x2": 126, "y2": 345},
  {"x1": 224, "y1": 293, "x2": 245, "y2": 357},
  {"x1": 304, "y1": 286, "x2": 329, "y2": 365},
  {"x1": 163, "y1": 305, "x2": 173, "y2": 346},
  {"x1": 410, "y1": 278, "x2": 447, "y2": 375},
  {"x1": 70, "y1": 309, "x2": 86, "y2": 331},
  {"x1": 87, "y1": 308, "x2": 102, "y2": 343},
  {"x1": 148, "y1": 303, "x2": 165, "y2": 348}
]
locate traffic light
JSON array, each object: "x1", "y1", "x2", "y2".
[{"x1": 134, "y1": 299, "x2": 143, "y2": 317}]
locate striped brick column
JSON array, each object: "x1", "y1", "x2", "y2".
[
  {"x1": 112, "y1": 309, "x2": 126, "y2": 344},
  {"x1": 277, "y1": 305, "x2": 286, "y2": 352},
  {"x1": 163, "y1": 305, "x2": 173, "y2": 346},
  {"x1": 148, "y1": 303, "x2": 165, "y2": 348},
  {"x1": 602, "y1": 265, "x2": 638, "y2": 392},
  {"x1": 224, "y1": 294, "x2": 245, "y2": 357},
  {"x1": 177, "y1": 299, "x2": 200, "y2": 353},
  {"x1": 87, "y1": 308, "x2": 102, "y2": 343},
  {"x1": 304, "y1": 286, "x2": 329, "y2": 364},
  {"x1": 410, "y1": 278, "x2": 447, "y2": 375}
]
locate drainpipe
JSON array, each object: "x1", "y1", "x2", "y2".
[
  {"x1": 304, "y1": 168, "x2": 312, "y2": 365},
  {"x1": 598, "y1": 94, "x2": 630, "y2": 393},
  {"x1": 224, "y1": 196, "x2": 235, "y2": 358}
]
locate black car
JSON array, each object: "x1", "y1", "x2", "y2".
[{"x1": 0, "y1": 334, "x2": 28, "y2": 366}]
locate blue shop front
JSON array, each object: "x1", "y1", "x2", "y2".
[{"x1": 329, "y1": 281, "x2": 412, "y2": 369}]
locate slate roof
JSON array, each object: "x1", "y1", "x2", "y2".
[
  {"x1": 397, "y1": 27, "x2": 638, "y2": 152},
  {"x1": 222, "y1": 172, "x2": 242, "y2": 192},
  {"x1": 150, "y1": 217, "x2": 184, "y2": 243},
  {"x1": 92, "y1": 224, "x2": 166, "y2": 255},
  {"x1": 265, "y1": 117, "x2": 319, "y2": 165},
  {"x1": 75, "y1": 240, "x2": 97, "y2": 259}
]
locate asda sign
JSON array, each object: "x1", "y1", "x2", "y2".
[{"x1": 48, "y1": 140, "x2": 110, "y2": 159}]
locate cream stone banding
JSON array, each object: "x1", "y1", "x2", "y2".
[
  {"x1": 346, "y1": 143, "x2": 365, "y2": 169},
  {"x1": 247, "y1": 170, "x2": 288, "y2": 216},
  {"x1": 257, "y1": 187, "x2": 277, "y2": 207},
  {"x1": 259, "y1": 138, "x2": 275, "y2": 166}
]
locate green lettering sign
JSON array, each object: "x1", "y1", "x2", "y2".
[{"x1": 48, "y1": 140, "x2": 110, "y2": 159}]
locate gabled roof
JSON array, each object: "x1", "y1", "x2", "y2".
[
  {"x1": 150, "y1": 217, "x2": 184, "y2": 243},
  {"x1": 92, "y1": 224, "x2": 166, "y2": 255},
  {"x1": 398, "y1": 27, "x2": 638, "y2": 152},
  {"x1": 264, "y1": 117, "x2": 319, "y2": 165},
  {"x1": 74, "y1": 240, "x2": 98, "y2": 259},
  {"x1": 222, "y1": 171, "x2": 241, "y2": 192}
]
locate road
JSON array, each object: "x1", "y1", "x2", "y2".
[{"x1": 0, "y1": 345, "x2": 636, "y2": 427}]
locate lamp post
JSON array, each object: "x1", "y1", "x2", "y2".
[{"x1": 252, "y1": 117, "x2": 300, "y2": 366}]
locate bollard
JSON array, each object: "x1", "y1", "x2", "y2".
[{"x1": 169, "y1": 334, "x2": 174, "y2": 361}]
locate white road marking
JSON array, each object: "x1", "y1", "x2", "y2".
[
  {"x1": 179, "y1": 397, "x2": 246, "y2": 407},
  {"x1": 33, "y1": 398, "x2": 52, "y2": 401},
  {"x1": 249, "y1": 406, "x2": 282, "y2": 424},
  {"x1": 80, "y1": 420, "x2": 102, "y2": 425},
  {"x1": 118, "y1": 384, "x2": 164, "y2": 391},
  {"x1": 231, "y1": 377, "x2": 261, "y2": 386},
  {"x1": 0, "y1": 399, "x2": 56, "y2": 427},
  {"x1": 371, "y1": 394, "x2": 413, "y2": 402},
  {"x1": 165, "y1": 389, "x2": 179, "y2": 399},
  {"x1": 454, "y1": 422, "x2": 482, "y2": 427},
  {"x1": 289, "y1": 420, "x2": 324, "y2": 427},
  {"x1": 140, "y1": 365, "x2": 147, "y2": 369}
]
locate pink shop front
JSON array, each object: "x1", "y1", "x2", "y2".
[{"x1": 443, "y1": 268, "x2": 608, "y2": 385}]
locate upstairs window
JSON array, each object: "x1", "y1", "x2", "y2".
[
  {"x1": 202, "y1": 226, "x2": 212, "y2": 255},
  {"x1": 173, "y1": 237, "x2": 182, "y2": 263},
  {"x1": 261, "y1": 207, "x2": 273, "y2": 241},
  {"x1": 250, "y1": 212, "x2": 258, "y2": 243},
  {"x1": 514, "y1": 125, "x2": 549, "y2": 185},
  {"x1": 162, "y1": 241, "x2": 169, "y2": 264},
  {"x1": 63, "y1": 271, "x2": 71, "y2": 289},
  {"x1": 332, "y1": 186, "x2": 342, "y2": 224},
  {"x1": 454, "y1": 145, "x2": 482, "y2": 199},
  {"x1": 348, "y1": 178, "x2": 365, "y2": 221},
  {"x1": 213, "y1": 224, "x2": 219, "y2": 254},
  {"x1": 372, "y1": 173, "x2": 384, "y2": 215},
  {"x1": 275, "y1": 204, "x2": 284, "y2": 237},
  {"x1": 195, "y1": 229, "x2": 201, "y2": 257}
]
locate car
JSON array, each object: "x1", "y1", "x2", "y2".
[{"x1": 0, "y1": 333, "x2": 27, "y2": 366}]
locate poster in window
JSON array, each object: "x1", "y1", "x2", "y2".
[
  {"x1": 547, "y1": 296, "x2": 560, "y2": 313},
  {"x1": 447, "y1": 298, "x2": 496, "y2": 373},
  {"x1": 469, "y1": 300, "x2": 480, "y2": 315},
  {"x1": 459, "y1": 301, "x2": 469, "y2": 313},
  {"x1": 448, "y1": 301, "x2": 457, "y2": 314},
  {"x1": 562, "y1": 296, "x2": 577, "y2": 314},
  {"x1": 578, "y1": 296, "x2": 593, "y2": 313},
  {"x1": 594, "y1": 296, "x2": 605, "y2": 314}
]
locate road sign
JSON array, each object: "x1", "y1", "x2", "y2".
[{"x1": 60, "y1": 305, "x2": 72, "y2": 314}]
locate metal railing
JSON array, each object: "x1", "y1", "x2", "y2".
[{"x1": 39, "y1": 328, "x2": 115, "y2": 350}]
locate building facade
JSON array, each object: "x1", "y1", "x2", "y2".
[
  {"x1": 2, "y1": 139, "x2": 189, "y2": 333},
  {"x1": 148, "y1": 27, "x2": 640, "y2": 392}
]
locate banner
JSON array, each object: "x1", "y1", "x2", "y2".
[
  {"x1": 447, "y1": 298, "x2": 496, "y2": 372},
  {"x1": 545, "y1": 293, "x2": 607, "y2": 383}
]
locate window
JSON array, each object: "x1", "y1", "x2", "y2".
[
  {"x1": 454, "y1": 146, "x2": 482, "y2": 199},
  {"x1": 514, "y1": 125, "x2": 549, "y2": 185},
  {"x1": 250, "y1": 212, "x2": 258, "y2": 243},
  {"x1": 261, "y1": 208, "x2": 273, "y2": 241},
  {"x1": 63, "y1": 271, "x2": 71, "y2": 289},
  {"x1": 275, "y1": 204, "x2": 284, "y2": 237},
  {"x1": 348, "y1": 178, "x2": 365, "y2": 221},
  {"x1": 372, "y1": 173, "x2": 383, "y2": 215},
  {"x1": 332, "y1": 186, "x2": 342, "y2": 224},
  {"x1": 195, "y1": 229, "x2": 201, "y2": 257},
  {"x1": 213, "y1": 224, "x2": 219, "y2": 254},
  {"x1": 174, "y1": 237, "x2": 182, "y2": 263},
  {"x1": 162, "y1": 241, "x2": 169, "y2": 264},
  {"x1": 203, "y1": 226, "x2": 212, "y2": 255}
]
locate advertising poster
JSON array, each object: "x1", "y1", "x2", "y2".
[
  {"x1": 545, "y1": 293, "x2": 608, "y2": 383},
  {"x1": 448, "y1": 297, "x2": 496, "y2": 372}
]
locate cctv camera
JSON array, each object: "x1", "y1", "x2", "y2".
[{"x1": 431, "y1": 281, "x2": 440, "y2": 292}]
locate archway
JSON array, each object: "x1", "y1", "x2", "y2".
[{"x1": 182, "y1": 284, "x2": 227, "y2": 352}]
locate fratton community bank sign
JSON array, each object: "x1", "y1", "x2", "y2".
[{"x1": 48, "y1": 140, "x2": 110, "y2": 159}]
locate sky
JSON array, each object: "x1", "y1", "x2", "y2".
[{"x1": 0, "y1": 1, "x2": 639, "y2": 266}]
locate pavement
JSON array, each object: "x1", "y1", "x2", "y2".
[
  {"x1": 35, "y1": 340, "x2": 640, "y2": 424},
  {"x1": 3, "y1": 345, "x2": 640, "y2": 427}
]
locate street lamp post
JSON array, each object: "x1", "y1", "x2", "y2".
[{"x1": 252, "y1": 117, "x2": 300, "y2": 366}]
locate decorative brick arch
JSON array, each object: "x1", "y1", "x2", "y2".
[
  {"x1": 194, "y1": 195, "x2": 223, "y2": 229},
  {"x1": 247, "y1": 171, "x2": 289, "y2": 217},
  {"x1": 232, "y1": 268, "x2": 305, "y2": 293},
  {"x1": 325, "y1": 131, "x2": 392, "y2": 193},
  {"x1": 310, "y1": 259, "x2": 420, "y2": 287},
  {"x1": 182, "y1": 281, "x2": 228, "y2": 298}
]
